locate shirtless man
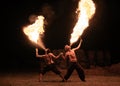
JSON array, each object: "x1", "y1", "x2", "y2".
[
  {"x1": 62, "y1": 39, "x2": 86, "y2": 82},
  {"x1": 36, "y1": 48, "x2": 65, "y2": 82}
]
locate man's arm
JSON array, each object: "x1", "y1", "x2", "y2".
[
  {"x1": 36, "y1": 48, "x2": 45, "y2": 58},
  {"x1": 49, "y1": 53, "x2": 58, "y2": 59},
  {"x1": 50, "y1": 52, "x2": 64, "y2": 59},
  {"x1": 72, "y1": 39, "x2": 83, "y2": 51},
  {"x1": 58, "y1": 52, "x2": 67, "y2": 60},
  {"x1": 56, "y1": 52, "x2": 64, "y2": 59}
]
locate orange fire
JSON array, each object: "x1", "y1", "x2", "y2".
[
  {"x1": 23, "y1": 15, "x2": 46, "y2": 50},
  {"x1": 70, "y1": 0, "x2": 96, "y2": 45}
]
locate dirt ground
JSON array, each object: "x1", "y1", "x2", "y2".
[{"x1": 0, "y1": 65, "x2": 120, "y2": 86}]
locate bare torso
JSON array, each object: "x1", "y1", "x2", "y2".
[
  {"x1": 65, "y1": 50, "x2": 77, "y2": 62},
  {"x1": 45, "y1": 53, "x2": 54, "y2": 64}
]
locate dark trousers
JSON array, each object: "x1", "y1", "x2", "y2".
[
  {"x1": 41, "y1": 63, "x2": 61, "y2": 75},
  {"x1": 64, "y1": 62, "x2": 85, "y2": 81}
]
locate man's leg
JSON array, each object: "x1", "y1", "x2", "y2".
[
  {"x1": 64, "y1": 63, "x2": 75, "y2": 81},
  {"x1": 39, "y1": 73, "x2": 43, "y2": 82},
  {"x1": 76, "y1": 63, "x2": 86, "y2": 82},
  {"x1": 39, "y1": 66, "x2": 50, "y2": 82},
  {"x1": 51, "y1": 64, "x2": 66, "y2": 81}
]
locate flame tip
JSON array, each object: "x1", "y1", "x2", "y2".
[{"x1": 70, "y1": 0, "x2": 95, "y2": 44}]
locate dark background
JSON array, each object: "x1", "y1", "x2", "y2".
[{"x1": 1, "y1": 0, "x2": 120, "y2": 71}]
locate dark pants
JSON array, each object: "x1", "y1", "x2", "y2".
[
  {"x1": 41, "y1": 63, "x2": 61, "y2": 75},
  {"x1": 64, "y1": 62, "x2": 85, "y2": 81}
]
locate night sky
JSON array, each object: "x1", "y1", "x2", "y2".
[{"x1": 1, "y1": 0, "x2": 120, "y2": 70}]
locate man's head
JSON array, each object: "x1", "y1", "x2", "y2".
[
  {"x1": 46, "y1": 48, "x2": 51, "y2": 54},
  {"x1": 64, "y1": 45, "x2": 71, "y2": 51}
]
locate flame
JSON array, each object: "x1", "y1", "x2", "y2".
[
  {"x1": 70, "y1": 0, "x2": 96, "y2": 45},
  {"x1": 23, "y1": 15, "x2": 46, "y2": 50}
]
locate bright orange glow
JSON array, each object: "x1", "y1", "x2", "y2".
[
  {"x1": 70, "y1": 0, "x2": 96, "y2": 45},
  {"x1": 23, "y1": 15, "x2": 46, "y2": 50}
]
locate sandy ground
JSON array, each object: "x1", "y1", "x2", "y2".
[{"x1": 0, "y1": 65, "x2": 120, "y2": 86}]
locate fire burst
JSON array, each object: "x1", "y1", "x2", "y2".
[
  {"x1": 23, "y1": 15, "x2": 46, "y2": 50},
  {"x1": 70, "y1": 0, "x2": 96, "y2": 45}
]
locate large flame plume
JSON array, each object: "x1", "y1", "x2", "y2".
[
  {"x1": 23, "y1": 15, "x2": 46, "y2": 50},
  {"x1": 70, "y1": 0, "x2": 96, "y2": 45}
]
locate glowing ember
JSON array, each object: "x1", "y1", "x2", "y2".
[
  {"x1": 70, "y1": 0, "x2": 96, "y2": 45},
  {"x1": 23, "y1": 15, "x2": 46, "y2": 50}
]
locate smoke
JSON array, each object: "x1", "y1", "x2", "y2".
[
  {"x1": 41, "y1": 4, "x2": 55, "y2": 27},
  {"x1": 28, "y1": 14, "x2": 38, "y2": 24}
]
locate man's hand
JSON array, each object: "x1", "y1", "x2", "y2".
[
  {"x1": 60, "y1": 52, "x2": 64, "y2": 56},
  {"x1": 36, "y1": 48, "x2": 38, "y2": 52},
  {"x1": 45, "y1": 48, "x2": 48, "y2": 52},
  {"x1": 80, "y1": 39, "x2": 83, "y2": 42}
]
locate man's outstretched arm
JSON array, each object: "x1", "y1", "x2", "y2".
[
  {"x1": 36, "y1": 48, "x2": 45, "y2": 58},
  {"x1": 72, "y1": 39, "x2": 83, "y2": 51}
]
